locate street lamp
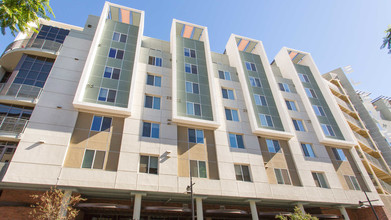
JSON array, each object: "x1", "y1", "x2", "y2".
[
  {"x1": 359, "y1": 191, "x2": 379, "y2": 220},
  {"x1": 187, "y1": 171, "x2": 195, "y2": 220}
]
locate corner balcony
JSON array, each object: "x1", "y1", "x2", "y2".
[
  {"x1": 0, "y1": 38, "x2": 62, "y2": 71},
  {"x1": 0, "y1": 83, "x2": 42, "y2": 107},
  {"x1": 0, "y1": 116, "x2": 29, "y2": 140},
  {"x1": 360, "y1": 151, "x2": 391, "y2": 182}
]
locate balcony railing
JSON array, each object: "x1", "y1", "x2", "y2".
[
  {"x1": 354, "y1": 132, "x2": 376, "y2": 150},
  {"x1": 1, "y1": 38, "x2": 62, "y2": 58},
  {"x1": 0, "y1": 83, "x2": 43, "y2": 101},
  {"x1": 378, "y1": 178, "x2": 391, "y2": 194},
  {"x1": 0, "y1": 162, "x2": 9, "y2": 181},
  {"x1": 329, "y1": 83, "x2": 345, "y2": 96},
  {"x1": 0, "y1": 116, "x2": 29, "y2": 135},
  {"x1": 336, "y1": 96, "x2": 355, "y2": 112},
  {"x1": 343, "y1": 111, "x2": 364, "y2": 129},
  {"x1": 363, "y1": 151, "x2": 390, "y2": 173}
]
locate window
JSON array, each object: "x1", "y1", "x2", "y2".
[
  {"x1": 104, "y1": 66, "x2": 120, "y2": 80},
  {"x1": 225, "y1": 108, "x2": 239, "y2": 122},
  {"x1": 278, "y1": 83, "x2": 291, "y2": 92},
  {"x1": 266, "y1": 139, "x2": 281, "y2": 153},
  {"x1": 298, "y1": 73, "x2": 310, "y2": 83},
  {"x1": 301, "y1": 143, "x2": 316, "y2": 158},
  {"x1": 190, "y1": 160, "x2": 207, "y2": 178},
  {"x1": 184, "y1": 48, "x2": 196, "y2": 58},
  {"x1": 0, "y1": 142, "x2": 18, "y2": 163},
  {"x1": 186, "y1": 102, "x2": 201, "y2": 116},
  {"x1": 98, "y1": 88, "x2": 116, "y2": 103},
  {"x1": 186, "y1": 81, "x2": 199, "y2": 94},
  {"x1": 108, "y1": 48, "x2": 124, "y2": 59},
  {"x1": 82, "y1": 149, "x2": 105, "y2": 169},
  {"x1": 139, "y1": 155, "x2": 158, "y2": 174},
  {"x1": 218, "y1": 70, "x2": 231, "y2": 80},
  {"x1": 344, "y1": 175, "x2": 361, "y2": 190},
  {"x1": 229, "y1": 133, "x2": 245, "y2": 149},
  {"x1": 292, "y1": 119, "x2": 305, "y2": 131},
  {"x1": 234, "y1": 164, "x2": 251, "y2": 182},
  {"x1": 312, "y1": 105, "x2": 326, "y2": 116},
  {"x1": 259, "y1": 114, "x2": 274, "y2": 127},
  {"x1": 274, "y1": 168, "x2": 291, "y2": 185},
  {"x1": 36, "y1": 25, "x2": 69, "y2": 43},
  {"x1": 285, "y1": 100, "x2": 298, "y2": 111},
  {"x1": 332, "y1": 148, "x2": 347, "y2": 161},
  {"x1": 146, "y1": 74, "x2": 161, "y2": 87},
  {"x1": 321, "y1": 124, "x2": 336, "y2": 137},
  {"x1": 15, "y1": 55, "x2": 54, "y2": 88},
  {"x1": 245, "y1": 62, "x2": 257, "y2": 71},
  {"x1": 142, "y1": 122, "x2": 160, "y2": 138},
  {"x1": 185, "y1": 63, "x2": 198, "y2": 74},
  {"x1": 112, "y1": 32, "x2": 127, "y2": 43},
  {"x1": 249, "y1": 77, "x2": 262, "y2": 87},
  {"x1": 91, "y1": 116, "x2": 112, "y2": 132},
  {"x1": 254, "y1": 94, "x2": 267, "y2": 106},
  {"x1": 222, "y1": 88, "x2": 235, "y2": 100},
  {"x1": 188, "y1": 129, "x2": 204, "y2": 143},
  {"x1": 148, "y1": 56, "x2": 162, "y2": 67},
  {"x1": 312, "y1": 172, "x2": 329, "y2": 188},
  {"x1": 305, "y1": 88, "x2": 317, "y2": 98},
  {"x1": 144, "y1": 95, "x2": 161, "y2": 110}
]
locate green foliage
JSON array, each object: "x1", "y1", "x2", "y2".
[
  {"x1": 276, "y1": 207, "x2": 319, "y2": 220},
  {"x1": 30, "y1": 187, "x2": 86, "y2": 220},
  {"x1": 381, "y1": 25, "x2": 391, "y2": 54},
  {"x1": 0, "y1": 0, "x2": 54, "y2": 36}
]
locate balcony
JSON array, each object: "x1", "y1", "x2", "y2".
[
  {"x1": 0, "y1": 38, "x2": 62, "y2": 71},
  {"x1": 354, "y1": 132, "x2": 377, "y2": 152},
  {"x1": 0, "y1": 116, "x2": 28, "y2": 139},
  {"x1": 362, "y1": 151, "x2": 391, "y2": 180},
  {"x1": 0, "y1": 83, "x2": 43, "y2": 106},
  {"x1": 378, "y1": 178, "x2": 391, "y2": 194},
  {"x1": 0, "y1": 162, "x2": 9, "y2": 181},
  {"x1": 335, "y1": 96, "x2": 355, "y2": 113}
]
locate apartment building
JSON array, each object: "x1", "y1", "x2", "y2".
[{"x1": 0, "y1": 2, "x2": 389, "y2": 219}]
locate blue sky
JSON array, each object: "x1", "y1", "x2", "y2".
[{"x1": 1, "y1": 0, "x2": 390, "y2": 98}]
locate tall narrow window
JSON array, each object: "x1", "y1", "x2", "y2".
[
  {"x1": 139, "y1": 155, "x2": 158, "y2": 174},
  {"x1": 190, "y1": 160, "x2": 207, "y2": 178},
  {"x1": 234, "y1": 164, "x2": 251, "y2": 182},
  {"x1": 229, "y1": 133, "x2": 245, "y2": 149},
  {"x1": 142, "y1": 122, "x2": 160, "y2": 138}
]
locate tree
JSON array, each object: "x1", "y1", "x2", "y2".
[
  {"x1": 380, "y1": 25, "x2": 391, "y2": 54},
  {"x1": 0, "y1": 0, "x2": 54, "y2": 36},
  {"x1": 30, "y1": 187, "x2": 86, "y2": 220},
  {"x1": 276, "y1": 206, "x2": 319, "y2": 220}
]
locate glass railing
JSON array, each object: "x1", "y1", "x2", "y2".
[
  {"x1": 0, "y1": 83, "x2": 43, "y2": 100},
  {"x1": 0, "y1": 116, "x2": 29, "y2": 135},
  {"x1": 343, "y1": 111, "x2": 364, "y2": 129},
  {"x1": 354, "y1": 132, "x2": 376, "y2": 150},
  {"x1": 336, "y1": 96, "x2": 355, "y2": 112},
  {"x1": 378, "y1": 178, "x2": 391, "y2": 194},
  {"x1": 1, "y1": 38, "x2": 62, "y2": 57},
  {"x1": 0, "y1": 162, "x2": 9, "y2": 181},
  {"x1": 363, "y1": 151, "x2": 390, "y2": 173},
  {"x1": 329, "y1": 83, "x2": 345, "y2": 96}
]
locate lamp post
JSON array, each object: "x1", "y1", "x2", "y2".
[
  {"x1": 187, "y1": 170, "x2": 195, "y2": 220},
  {"x1": 359, "y1": 191, "x2": 379, "y2": 220}
]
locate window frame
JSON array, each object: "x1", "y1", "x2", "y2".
[
  {"x1": 190, "y1": 160, "x2": 207, "y2": 178},
  {"x1": 254, "y1": 94, "x2": 267, "y2": 106},
  {"x1": 266, "y1": 139, "x2": 281, "y2": 153},
  {"x1": 259, "y1": 114, "x2": 274, "y2": 127},
  {"x1": 108, "y1": 48, "x2": 124, "y2": 59},
  {"x1": 312, "y1": 172, "x2": 329, "y2": 188},
  {"x1": 144, "y1": 95, "x2": 161, "y2": 110},
  {"x1": 146, "y1": 74, "x2": 162, "y2": 87},
  {"x1": 332, "y1": 148, "x2": 347, "y2": 161},
  {"x1": 245, "y1": 62, "x2": 257, "y2": 72},
  {"x1": 292, "y1": 119, "x2": 306, "y2": 132},
  {"x1": 188, "y1": 128, "x2": 204, "y2": 144},
  {"x1": 298, "y1": 73, "x2": 310, "y2": 83},
  {"x1": 218, "y1": 70, "x2": 231, "y2": 81},
  {"x1": 229, "y1": 133, "x2": 245, "y2": 149},
  {"x1": 304, "y1": 88, "x2": 317, "y2": 98},
  {"x1": 344, "y1": 175, "x2": 361, "y2": 190},
  {"x1": 222, "y1": 88, "x2": 235, "y2": 100},
  {"x1": 103, "y1": 66, "x2": 121, "y2": 80},
  {"x1": 112, "y1": 32, "x2": 127, "y2": 43},
  {"x1": 321, "y1": 124, "x2": 336, "y2": 137},
  {"x1": 185, "y1": 63, "x2": 198, "y2": 74},
  {"x1": 98, "y1": 87, "x2": 117, "y2": 103},
  {"x1": 301, "y1": 143, "x2": 316, "y2": 158},
  {"x1": 249, "y1": 76, "x2": 262, "y2": 87},
  {"x1": 184, "y1": 48, "x2": 196, "y2": 58},
  {"x1": 142, "y1": 121, "x2": 160, "y2": 139},
  {"x1": 148, "y1": 56, "x2": 162, "y2": 67},
  {"x1": 278, "y1": 83, "x2": 291, "y2": 92},
  {"x1": 90, "y1": 116, "x2": 112, "y2": 132},
  {"x1": 312, "y1": 105, "x2": 326, "y2": 116},
  {"x1": 234, "y1": 164, "x2": 252, "y2": 182},
  {"x1": 81, "y1": 149, "x2": 106, "y2": 169},
  {"x1": 225, "y1": 108, "x2": 239, "y2": 122},
  {"x1": 274, "y1": 168, "x2": 292, "y2": 185},
  {"x1": 186, "y1": 101, "x2": 202, "y2": 116},
  {"x1": 139, "y1": 155, "x2": 159, "y2": 174},
  {"x1": 285, "y1": 100, "x2": 298, "y2": 111},
  {"x1": 185, "y1": 81, "x2": 200, "y2": 94}
]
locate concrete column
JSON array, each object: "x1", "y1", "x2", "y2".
[
  {"x1": 58, "y1": 190, "x2": 72, "y2": 218},
  {"x1": 133, "y1": 193, "x2": 143, "y2": 220},
  {"x1": 339, "y1": 207, "x2": 350, "y2": 220},
  {"x1": 196, "y1": 197, "x2": 203, "y2": 220},
  {"x1": 249, "y1": 200, "x2": 259, "y2": 220},
  {"x1": 296, "y1": 203, "x2": 306, "y2": 214}
]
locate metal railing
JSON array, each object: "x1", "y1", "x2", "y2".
[
  {"x1": 0, "y1": 83, "x2": 43, "y2": 100},
  {"x1": 378, "y1": 178, "x2": 391, "y2": 194},
  {"x1": 363, "y1": 151, "x2": 390, "y2": 173},
  {"x1": 2, "y1": 38, "x2": 62, "y2": 57},
  {"x1": 354, "y1": 132, "x2": 376, "y2": 150},
  {"x1": 0, "y1": 162, "x2": 9, "y2": 181},
  {"x1": 0, "y1": 116, "x2": 29, "y2": 135}
]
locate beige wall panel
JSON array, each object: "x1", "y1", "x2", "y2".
[
  {"x1": 86, "y1": 140, "x2": 109, "y2": 151},
  {"x1": 204, "y1": 130, "x2": 215, "y2": 145},
  {"x1": 74, "y1": 112, "x2": 93, "y2": 129},
  {"x1": 206, "y1": 144, "x2": 217, "y2": 162},
  {"x1": 69, "y1": 129, "x2": 90, "y2": 148},
  {"x1": 258, "y1": 137, "x2": 267, "y2": 152},
  {"x1": 178, "y1": 158, "x2": 189, "y2": 177},
  {"x1": 208, "y1": 161, "x2": 219, "y2": 180},
  {"x1": 112, "y1": 117, "x2": 124, "y2": 133},
  {"x1": 266, "y1": 167, "x2": 277, "y2": 184},
  {"x1": 178, "y1": 142, "x2": 189, "y2": 159},
  {"x1": 188, "y1": 143, "x2": 206, "y2": 161},
  {"x1": 105, "y1": 152, "x2": 119, "y2": 171},
  {"x1": 269, "y1": 154, "x2": 288, "y2": 169},
  {"x1": 88, "y1": 131, "x2": 110, "y2": 143},
  {"x1": 177, "y1": 126, "x2": 188, "y2": 142},
  {"x1": 64, "y1": 147, "x2": 84, "y2": 168},
  {"x1": 109, "y1": 134, "x2": 122, "y2": 152},
  {"x1": 289, "y1": 170, "x2": 301, "y2": 186}
]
